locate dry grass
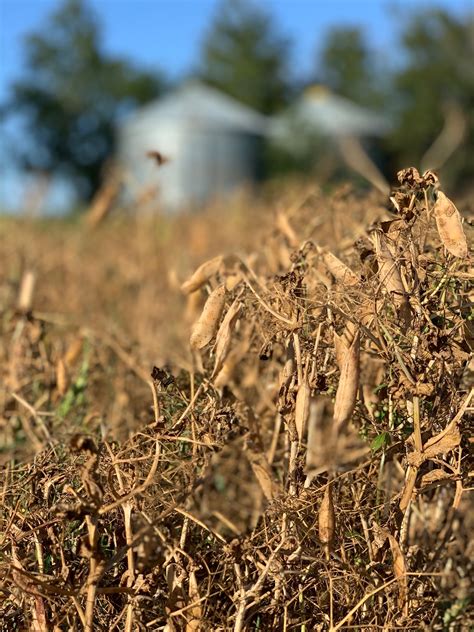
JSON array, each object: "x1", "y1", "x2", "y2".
[{"x1": 1, "y1": 172, "x2": 473, "y2": 630}]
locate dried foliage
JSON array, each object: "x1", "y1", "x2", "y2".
[{"x1": 1, "y1": 171, "x2": 473, "y2": 630}]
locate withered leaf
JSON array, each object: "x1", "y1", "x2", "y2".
[
  {"x1": 407, "y1": 420, "x2": 461, "y2": 468},
  {"x1": 433, "y1": 191, "x2": 468, "y2": 258},
  {"x1": 388, "y1": 534, "x2": 408, "y2": 610},
  {"x1": 245, "y1": 440, "x2": 280, "y2": 501}
]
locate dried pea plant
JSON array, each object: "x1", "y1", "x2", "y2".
[{"x1": 1, "y1": 168, "x2": 472, "y2": 630}]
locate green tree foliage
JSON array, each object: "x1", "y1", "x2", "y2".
[
  {"x1": 389, "y1": 9, "x2": 474, "y2": 188},
  {"x1": 319, "y1": 27, "x2": 386, "y2": 108},
  {"x1": 9, "y1": 0, "x2": 165, "y2": 201},
  {"x1": 200, "y1": 0, "x2": 292, "y2": 114}
]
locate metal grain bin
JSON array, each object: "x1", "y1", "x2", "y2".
[
  {"x1": 271, "y1": 85, "x2": 390, "y2": 150},
  {"x1": 118, "y1": 81, "x2": 269, "y2": 210}
]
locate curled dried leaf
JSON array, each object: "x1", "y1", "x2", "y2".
[
  {"x1": 397, "y1": 167, "x2": 423, "y2": 187},
  {"x1": 418, "y1": 468, "x2": 454, "y2": 490},
  {"x1": 433, "y1": 191, "x2": 468, "y2": 258},
  {"x1": 321, "y1": 250, "x2": 359, "y2": 286},
  {"x1": 190, "y1": 285, "x2": 226, "y2": 350},
  {"x1": 186, "y1": 570, "x2": 202, "y2": 631},
  {"x1": 373, "y1": 231, "x2": 407, "y2": 307},
  {"x1": 181, "y1": 256, "x2": 223, "y2": 294},
  {"x1": 212, "y1": 300, "x2": 241, "y2": 376},
  {"x1": 407, "y1": 420, "x2": 461, "y2": 468}
]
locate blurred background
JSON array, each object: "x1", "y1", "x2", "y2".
[{"x1": 0, "y1": 0, "x2": 473, "y2": 215}]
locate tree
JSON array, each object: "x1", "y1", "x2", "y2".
[
  {"x1": 199, "y1": 0, "x2": 292, "y2": 114},
  {"x1": 8, "y1": 0, "x2": 165, "y2": 201},
  {"x1": 319, "y1": 27, "x2": 386, "y2": 108},
  {"x1": 389, "y1": 9, "x2": 474, "y2": 189}
]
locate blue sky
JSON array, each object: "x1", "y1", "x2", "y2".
[
  {"x1": 1, "y1": 0, "x2": 472, "y2": 100},
  {"x1": 0, "y1": 0, "x2": 472, "y2": 209}
]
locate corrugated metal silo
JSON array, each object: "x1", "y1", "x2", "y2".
[
  {"x1": 118, "y1": 81, "x2": 269, "y2": 210},
  {"x1": 270, "y1": 85, "x2": 391, "y2": 148}
]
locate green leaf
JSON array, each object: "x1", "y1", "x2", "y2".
[{"x1": 371, "y1": 431, "x2": 391, "y2": 452}]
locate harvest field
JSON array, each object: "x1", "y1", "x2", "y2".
[{"x1": 0, "y1": 170, "x2": 473, "y2": 630}]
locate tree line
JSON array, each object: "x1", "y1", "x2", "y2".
[{"x1": 3, "y1": 0, "x2": 473, "y2": 202}]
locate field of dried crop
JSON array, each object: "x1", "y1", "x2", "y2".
[{"x1": 1, "y1": 170, "x2": 473, "y2": 631}]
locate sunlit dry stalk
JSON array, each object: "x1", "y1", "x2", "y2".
[
  {"x1": 181, "y1": 255, "x2": 224, "y2": 294},
  {"x1": 85, "y1": 165, "x2": 121, "y2": 228},
  {"x1": 84, "y1": 516, "x2": 101, "y2": 632},
  {"x1": 275, "y1": 210, "x2": 298, "y2": 247},
  {"x1": 123, "y1": 502, "x2": 135, "y2": 632},
  {"x1": 17, "y1": 270, "x2": 36, "y2": 313},
  {"x1": 242, "y1": 274, "x2": 297, "y2": 327},
  {"x1": 56, "y1": 358, "x2": 68, "y2": 396},
  {"x1": 388, "y1": 534, "x2": 408, "y2": 612},
  {"x1": 421, "y1": 102, "x2": 467, "y2": 172},
  {"x1": 190, "y1": 284, "x2": 226, "y2": 349},
  {"x1": 433, "y1": 191, "x2": 468, "y2": 258},
  {"x1": 337, "y1": 135, "x2": 390, "y2": 195}
]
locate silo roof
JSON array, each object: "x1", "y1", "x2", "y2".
[
  {"x1": 122, "y1": 81, "x2": 269, "y2": 136},
  {"x1": 272, "y1": 85, "x2": 391, "y2": 138}
]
